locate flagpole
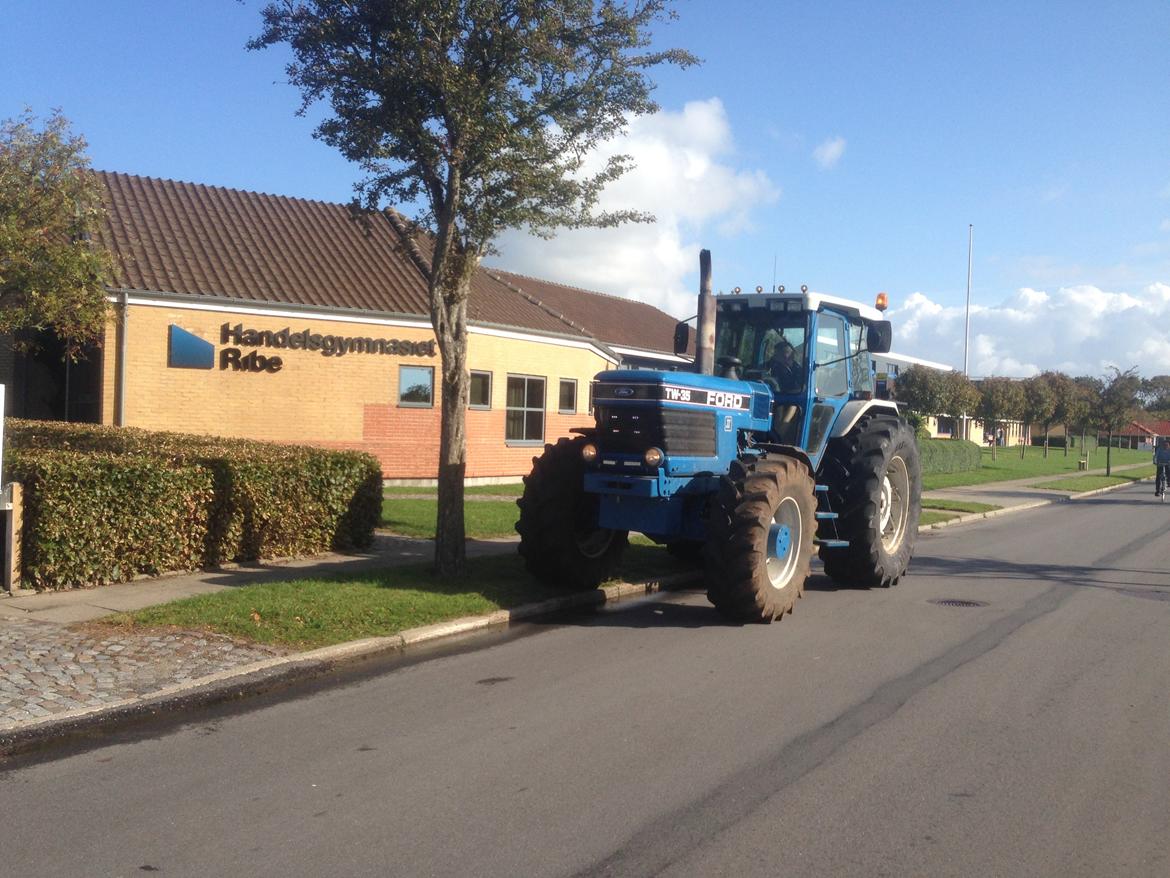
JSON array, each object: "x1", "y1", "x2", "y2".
[{"x1": 963, "y1": 224, "x2": 973, "y2": 440}]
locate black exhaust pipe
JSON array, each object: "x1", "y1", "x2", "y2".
[{"x1": 696, "y1": 249, "x2": 715, "y2": 376}]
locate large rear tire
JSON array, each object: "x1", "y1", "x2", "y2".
[
  {"x1": 818, "y1": 415, "x2": 921, "y2": 588},
  {"x1": 704, "y1": 456, "x2": 816, "y2": 623},
  {"x1": 516, "y1": 436, "x2": 628, "y2": 588}
]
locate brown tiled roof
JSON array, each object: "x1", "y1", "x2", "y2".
[
  {"x1": 96, "y1": 171, "x2": 681, "y2": 354},
  {"x1": 486, "y1": 269, "x2": 683, "y2": 354}
]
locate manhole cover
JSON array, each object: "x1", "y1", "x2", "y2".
[{"x1": 929, "y1": 598, "x2": 989, "y2": 608}]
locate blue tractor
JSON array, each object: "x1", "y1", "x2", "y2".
[{"x1": 516, "y1": 252, "x2": 921, "y2": 623}]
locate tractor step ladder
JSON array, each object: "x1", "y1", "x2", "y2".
[{"x1": 813, "y1": 483, "x2": 850, "y2": 549}]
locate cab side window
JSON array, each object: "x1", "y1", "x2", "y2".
[{"x1": 814, "y1": 314, "x2": 848, "y2": 397}]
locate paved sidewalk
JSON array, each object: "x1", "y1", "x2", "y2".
[{"x1": 0, "y1": 463, "x2": 1153, "y2": 750}]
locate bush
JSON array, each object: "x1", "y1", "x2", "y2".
[
  {"x1": 5, "y1": 419, "x2": 382, "y2": 591},
  {"x1": 917, "y1": 437, "x2": 982, "y2": 475}
]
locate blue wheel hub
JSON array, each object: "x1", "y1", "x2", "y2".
[{"x1": 769, "y1": 523, "x2": 792, "y2": 560}]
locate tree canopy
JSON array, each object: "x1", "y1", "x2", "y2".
[
  {"x1": 0, "y1": 109, "x2": 111, "y2": 355},
  {"x1": 250, "y1": 0, "x2": 696, "y2": 574}
]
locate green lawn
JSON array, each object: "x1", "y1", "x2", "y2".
[
  {"x1": 383, "y1": 483, "x2": 524, "y2": 497},
  {"x1": 382, "y1": 498, "x2": 520, "y2": 538},
  {"x1": 103, "y1": 545, "x2": 692, "y2": 650},
  {"x1": 919, "y1": 510, "x2": 958, "y2": 526},
  {"x1": 920, "y1": 499, "x2": 1000, "y2": 514},
  {"x1": 921, "y1": 445, "x2": 1150, "y2": 490},
  {"x1": 1028, "y1": 465, "x2": 1156, "y2": 493}
]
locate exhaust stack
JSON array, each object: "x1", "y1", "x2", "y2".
[{"x1": 696, "y1": 249, "x2": 716, "y2": 375}]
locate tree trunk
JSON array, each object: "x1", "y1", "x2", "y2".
[
  {"x1": 1043, "y1": 426, "x2": 1050, "y2": 458},
  {"x1": 1106, "y1": 429, "x2": 1113, "y2": 475},
  {"x1": 991, "y1": 421, "x2": 997, "y2": 461},
  {"x1": 427, "y1": 203, "x2": 477, "y2": 577},
  {"x1": 1063, "y1": 422, "x2": 1069, "y2": 456},
  {"x1": 1020, "y1": 421, "x2": 1028, "y2": 458}
]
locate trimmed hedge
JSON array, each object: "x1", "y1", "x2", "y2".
[
  {"x1": 917, "y1": 437, "x2": 982, "y2": 475},
  {"x1": 5, "y1": 419, "x2": 382, "y2": 591}
]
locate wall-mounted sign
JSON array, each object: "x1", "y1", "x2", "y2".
[{"x1": 167, "y1": 322, "x2": 438, "y2": 374}]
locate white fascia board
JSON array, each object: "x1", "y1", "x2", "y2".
[
  {"x1": 608, "y1": 345, "x2": 691, "y2": 364},
  {"x1": 878, "y1": 351, "x2": 955, "y2": 371},
  {"x1": 111, "y1": 291, "x2": 618, "y2": 364},
  {"x1": 719, "y1": 290, "x2": 885, "y2": 322},
  {"x1": 804, "y1": 291, "x2": 885, "y2": 322}
]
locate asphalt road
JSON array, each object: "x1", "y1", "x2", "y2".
[{"x1": 3, "y1": 483, "x2": 1169, "y2": 877}]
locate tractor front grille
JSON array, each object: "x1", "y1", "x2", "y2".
[{"x1": 596, "y1": 405, "x2": 717, "y2": 457}]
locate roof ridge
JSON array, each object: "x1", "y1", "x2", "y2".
[
  {"x1": 482, "y1": 269, "x2": 598, "y2": 338},
  {"x1": 95, "y1": 169, "x2": 351, "y2": 212},
  {"x1": 489, "y1": 267, "x2": 661, "y2": 311}
]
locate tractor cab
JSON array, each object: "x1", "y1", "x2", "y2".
[{"x1": 704, "y1": 288, "x2": 892, "y2": 467}]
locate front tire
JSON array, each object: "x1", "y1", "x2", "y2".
[
  {"x1": 705, "y1": 456, "x2": 816, "y2": 623},
  {"x1": 819, "y1": 415, "x2": 922, "y2": 588},
  {"x1": 516, "y1": 437, "x2": 628, "y2": 588}
]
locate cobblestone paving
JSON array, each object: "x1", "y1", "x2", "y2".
[{"x1": 0, "y1": 618, "x2": 289, "y2": 731}]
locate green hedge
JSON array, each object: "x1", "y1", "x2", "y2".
[
  {"x1": 5, "y1": 419, "x2": 382, "y2": 591},
  {"x1": 917, "y1": 437, "x2": 982, "y2": 475}
]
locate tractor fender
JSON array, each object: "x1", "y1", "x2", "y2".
[
  {"x1": 750, "y1": 442, "x2": 815, "y2": 476},
  {"x1": 828, "y1": 400, "x2": 902, "y2": 439}
]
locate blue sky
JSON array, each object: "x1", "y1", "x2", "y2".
[{"x1": 4, "y1": 1, "x2": 1169, "y2": 377}]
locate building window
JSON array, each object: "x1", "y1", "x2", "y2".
[
  {"x1": 399, "y1": 365, "x2": 434, "y2": 407},
  {"x1": 469, "y1": 370, "x2": 492, "y2": 409},
  {"x1": 506, "y1": 375, "x2": 545, "y2": 443},
  {"x1": 558, "y1": 378, "x2": 577, "y2": 414}
]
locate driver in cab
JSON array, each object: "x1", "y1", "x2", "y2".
[{"x1": 769, "y1": 339, "x2": 803, "y2": 393}]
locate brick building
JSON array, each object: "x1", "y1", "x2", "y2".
[{"x1": 2, "y1": 172, "x2": 687, "y2": 481}]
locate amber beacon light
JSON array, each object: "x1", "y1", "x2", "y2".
[{"x1": 875, "y1": 292, "x2": 889, "y2": 312}]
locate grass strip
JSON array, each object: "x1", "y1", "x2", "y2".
[
  {"x1": 381, "y1": 498, "x2": 519, "y2": 538},
  {"x1": 920, "y1": 499, "x2": 1000, "y2": 514},
  {"x1": 383, "y1": 483, "x2": 524, "y2": 497},
  {"x1": 101, "y1": 545, "x2": 693, "y2": 650},
  {"x1": 922, "y1": 446, "x2": 1150, "y2": 490},
  {"x1": 919, "y1": 510, "x2": 959, "y2": 527},
  {"x1": 1028, "y1": 466, "x2": 1156, "y2": 493}
]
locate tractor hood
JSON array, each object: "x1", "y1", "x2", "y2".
[{"x1": 592, "y1": 370, "x2": 772, "y2": 418}]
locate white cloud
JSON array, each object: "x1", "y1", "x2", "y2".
[
  {"x1": 888, "y1": 281, "x2": 1170, "y2": 378},
  {"x1": 487, "y1": 98, "x2": 779, "y2": 317},
  {"x1": 812, "y1": 136, "x2": 846, "y2": 170}
]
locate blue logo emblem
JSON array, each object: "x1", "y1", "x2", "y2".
[
  {"x1": 614, "y1": 386, "x2": 635, "y2": 397},
  {"x1": 167, "y1": 325, "x2": 214, "y2": 370}
]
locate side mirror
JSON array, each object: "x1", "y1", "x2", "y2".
[
  {"x1": 867, "y1": 321, "x2": 893, "y2": 354},
  {"x1": 673, "y1": 321, "x2": 691, "y2": 356}
]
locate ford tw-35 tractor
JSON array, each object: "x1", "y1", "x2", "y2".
[{"x1": 515, "y1": 252, "x2": 922, "y2": 624}]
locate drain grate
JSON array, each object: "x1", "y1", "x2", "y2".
[{"x1": 929, "y1": 598, "x2": 989, "y2": 608}]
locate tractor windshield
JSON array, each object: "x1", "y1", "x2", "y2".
[{"x1": 714, "y1": 307, "x2": 808, "y2": 395}]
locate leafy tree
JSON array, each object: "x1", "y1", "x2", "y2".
[
  {"x1": 891, "y1": 365, "x2": 946, "y2": 418},
  {"x1": 1041, "y1": 370, "x2": 1076, "y2": 457},
  {"x1": 977, "y1": 377, "x2": 1024, "y2": 461},
  {"x1": 1138, "y1": 375, "x2": 1170, "y2": 413},
  {"x1": 940, "y1": 370, "x2": 980, "y2": 440},
  {"x1": 1019, "y1": 374, "x2": 1055, "y2": 458},
  {"x1": 251, "y1": 0, "x2": 697, "y2": 575},
  {"x1": 1071, "y1": 375, "x2": 1102, "y2": 455},
  {"x1": 0, "y1": 109, "x2": 112, "y2": 355},
  {"x1": 1097, "y1": 366, "x2": 1140, "y2": 475}
]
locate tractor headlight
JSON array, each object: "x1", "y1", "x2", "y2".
[
  {"x1": 643, "y1": 447, "x2": 664, "y2": 468},
  {"x1": 581, "y1": 443, "x2": 599, "y2": 464}
]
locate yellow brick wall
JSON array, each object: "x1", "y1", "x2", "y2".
[{"x1": 104, "y1": 302, "x2": 613, "y2": 478}]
